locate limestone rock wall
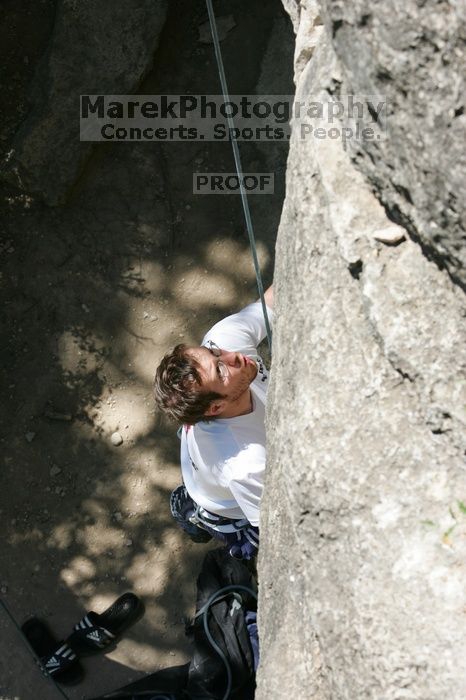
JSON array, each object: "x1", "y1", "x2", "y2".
[
  {"x1": 257, "y1": 2, "x2": 466, "y2": 699},
  {"x1": 0, "y1": 0, "x2": 167, "y2": 205},
  {"x1": 322, "y1": 0, "x2": 466, "y2": 289}
]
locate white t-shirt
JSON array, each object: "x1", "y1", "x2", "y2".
[{"x1": 180, "y1": 301, "x2": 272, "y2": 527}]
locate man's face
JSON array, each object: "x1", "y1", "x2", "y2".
[{"x1": 186, "y1": 345, "x2": 258, "y2": 409}]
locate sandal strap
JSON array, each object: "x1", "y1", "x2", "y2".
[
  {"x1": 42, "y1": 642, "x2": 78, "y2": 675},
  {"x1": 73, "y1": 613, "x2": 115, "y2": 648}
]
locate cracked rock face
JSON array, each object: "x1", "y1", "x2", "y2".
[
  {"x1": 0, "y1": 0, "x2": 168, "y2": 205},
  {"x1": 258, "y1": 3, "x2": 466, "y2": 699},
  {"x1": 322, "y1": 0, "x2": 466, "y2": 289}
]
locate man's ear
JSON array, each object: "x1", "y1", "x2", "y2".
[{"x1": 204, "y1": 400, "x2": 227, "y2": 417}]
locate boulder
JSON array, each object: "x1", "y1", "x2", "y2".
[
  {"x1": 257, "y1": 3, "x2": 466, "y2": 699},
  {"x1": 322, "y1": 0, "x2": 466, "y2": 288},
  {"x1": 1, "y1": 0, "x2": 167, "y2": 205}
]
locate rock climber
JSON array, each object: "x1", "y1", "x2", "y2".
[{"x1": 154, "y1": 285, "x2": 273, "y2": 558}]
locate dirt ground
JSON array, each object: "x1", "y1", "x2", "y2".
[{"x1": 0, "y1": 1, "x2": 293, "y2": 698}]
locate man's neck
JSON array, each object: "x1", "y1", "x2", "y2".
[{"x1": 218, "y1": 388, "x2": 254, "y2": 419}]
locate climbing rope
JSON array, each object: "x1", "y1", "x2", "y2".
[
  {"x1": 198, "y1": 584, "x2": 258, "y2": 700},
  {"x1": 206, "y1": 0, "x2": 273, "y2": 351}
]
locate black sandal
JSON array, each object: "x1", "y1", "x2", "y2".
[
  {"x1": 65, "y1": 592, "x2": 144, "y2": 655},
  {"x1": 21, "y1": 617, "x2": 84, "y2": 685}
]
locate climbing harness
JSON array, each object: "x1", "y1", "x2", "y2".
[{"x1": 206, "y1": 0, "x2": 273, "y2": 352}]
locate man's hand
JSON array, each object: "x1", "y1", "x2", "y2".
[{"x1": 263, "y1": 284, "x2": 273, "y2": 310}]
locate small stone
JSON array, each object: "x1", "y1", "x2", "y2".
[
  {"x1": 372, "y1": 224, "x2": 406, "y2": 245},
  {"x1": 50, "y1": 466, "x2": 61, "y2": 477},
  {"x1": 1, "y1": 585, "x2": 8, "y2": 594},
  {"x1": 143, "y1": 311, "x2": 150, "y2": 319},
  {"x1": 111, "y1": 431, "x2": 123, "y2": 446},
  {"x1": 113, "y1": 511, "x2": 123, "y2": 522},
  {"x1": 34, "y1": 564, "x2": 40, "y2": 572},
  {"x1": 124, "y1": 538, "x2": 133, "y2": 547},
  {"x1": 25, "y1": 432, "x2": 36, "y2": 443},
  {"x1": 81, "y1": 303, "x2": 90, "y2": 313}
]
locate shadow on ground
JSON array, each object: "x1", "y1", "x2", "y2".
[{"x1": 0, "y1": 1, "x2": 294, "y2": 697}]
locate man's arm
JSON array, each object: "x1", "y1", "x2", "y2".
[
  {"x1": 202, "y1": 283, "x2": 273, "y2": 353},
  {"x1": 262, "y1": 284, "x2": 273, "y2": 310}
]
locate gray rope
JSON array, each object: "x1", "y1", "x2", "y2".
[
  {"x1": 206, "y1": 0, "x2": 272, "y2": 351},
  {"x1": 201, "y1": 584, "x2": 258, "y2": 700}
]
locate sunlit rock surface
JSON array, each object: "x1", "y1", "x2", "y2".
[{"x1": 257, "y1": 2, "x2": 466, "y2": 698}]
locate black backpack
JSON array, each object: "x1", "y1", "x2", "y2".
[{"x1": 92, "y1": 548, "x2": 258, "y2": 700}]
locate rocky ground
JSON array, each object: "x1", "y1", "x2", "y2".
[{"x1": 0, "y1": 1, "x2": 293, "y2": 698}]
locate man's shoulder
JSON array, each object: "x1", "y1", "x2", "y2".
[
  {"x1": 195, "y1": 415, "x2": 264, "y2": 449},
  {"x1": 191, "y1": 417, "x2": 255, "y2": 467},
  {"x1": 201, "y1": 301, "x2": 267, "y2": 354},
  {"x1": 191, "y1": 418, "x2": 238, "y2": 450}
]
